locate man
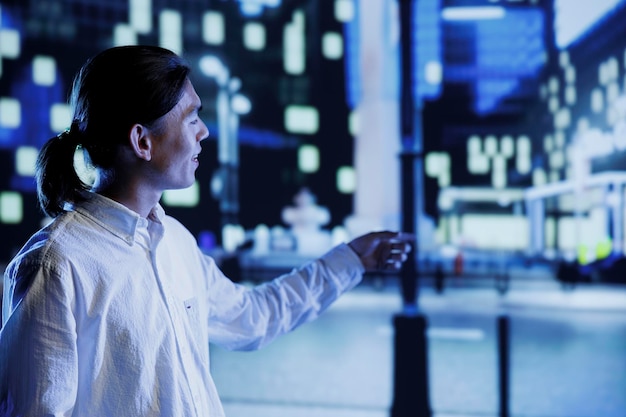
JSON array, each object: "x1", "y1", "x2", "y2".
[{"x1": 0, "y1": 45, "x2": 412, "y2": 417}]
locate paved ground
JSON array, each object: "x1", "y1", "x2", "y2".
[{"x1": 209, "y1": 277, "x2": 626, "y2": 417}]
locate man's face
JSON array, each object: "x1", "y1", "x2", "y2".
[{"x1": 148, "y1": 79, "x2": 209, "y2": 191}]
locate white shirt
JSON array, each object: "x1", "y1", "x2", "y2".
[{"x1": 0, "y1": 192, "x2": 364, "y2": 417}]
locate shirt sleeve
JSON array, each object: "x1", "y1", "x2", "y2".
[
  {"x1": 204, "y1": 243, "x2": 365, "y2": 351},
  {"x1": 0, "y1": 252, "x2": 78, "y2": 417}
]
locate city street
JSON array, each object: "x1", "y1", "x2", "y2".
[{"x1": 210, "y1": 277, "x2": 626, "y2": 417}]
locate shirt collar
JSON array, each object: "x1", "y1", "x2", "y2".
[{"x1": 70, "y1": 192, "x2": 165, "y2": 246}]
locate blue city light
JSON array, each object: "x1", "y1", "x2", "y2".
[{"x1": 235, "y1": 0, "x2": 282, "y2": 17}]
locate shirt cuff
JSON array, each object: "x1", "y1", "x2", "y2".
[{"x1": 318, "y1": 243, "x2": 365, "y2": 291}]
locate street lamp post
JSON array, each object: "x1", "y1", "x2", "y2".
[
  {"x1": 199, "y1": 56, "x2": 251, "y2": 231},
  {"x1": 390, "y1": 0, "x2": 432, "y2": 416}
]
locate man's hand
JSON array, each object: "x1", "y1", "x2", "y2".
[{"x1": 348, "y1": 231, "x2": 415, "y2": 272}]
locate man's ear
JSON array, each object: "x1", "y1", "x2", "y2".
[{"x1": 128, "y1": 123, "x2": 153, "y2": 161}]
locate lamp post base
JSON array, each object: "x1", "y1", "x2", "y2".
[{"x1": 390, "y1": 313, "x2": 432, "y2": 417}]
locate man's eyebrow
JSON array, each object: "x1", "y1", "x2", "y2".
[{"x1": 185, "y1": 104, "x2": 202, "y2": 116}]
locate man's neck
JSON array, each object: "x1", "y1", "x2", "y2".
[{"x1": 93, "y1": 180, "x2": 161, "y2": 218}]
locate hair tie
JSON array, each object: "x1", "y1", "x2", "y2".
[{"x1": 57, "y1": 120, "x2": 82, "y2": 145}]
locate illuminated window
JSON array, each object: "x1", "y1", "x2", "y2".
[
  {"x1": 336, "y1": 166, "x2": 356, "y2": 193},
  {"x1": 348, "y1": 110, "x2": 359, "y2": 136},
  {"x1": 544, "y1": 135, "x2": 553, "y2": 152},
  {"x1": 32, "y1": 55, "x2": 56, "y2": 86},
  {"x1": 0, "y1": 192, "x2": 23, "y2": 224},
  {"x1": 516, "y1": 135, "x2": 531, "y2": 175},
  {"x1": 565, "y1": 66, "x2": 576, "y2": 84},
  {"x1": 162, "y1": 181, "x2": 200, "y2": 207},
  {"x1": 50, "y1": 103, "x2": 71, "y2": 133},
  {"x1": 548, "y1": 76, "x2": 559, "y2": 94},
  {"x1": 425, "y1": 61, "x2": 442, "y2": 85},
  {"x1": 549, "y1": 96, "x2": 559, "y2": 113},
  {"x1": 500, "y1": 135, "x2": 514, "y2": 158},
  {"x1": 607, "y1": 107, "x2": 617, "y2": 126},
  {"x1": 532, "y1": 167, "x2": 547, "y2": 186},
  {"x1": 550, "y1": 150, "x2": 565, "y2": 169},
  {"x1": 114, "y1": 24, "x2": 137, "y2": 46},
  {"x1": 426, "y1": 152, "x2": 451, "y2": 187},
  {"x1": 492, "y1": 156, "x2": 506, "y2": 188},
  {"x1": 555, "y1": 131, "x2": 565, "y2": 148},
  {"x1": 322, "y1": 32, "x2": 343, "y2": 59},
  {"x1": 591, "y1": 88, "x2": 604, "y2": 113},
  {"x1": 335, "y1": 0, "x2": 355, "y2": 22},
  {"x1": 285, "y1": 105, "x2": 319, "y2": 134},
  {"x1": 298, "y1": 145, "x2": 319, "y2": 173},
  {"x1": 0, "y1": 29, "x2": 20, "y2": 59},
  {"x1": 160, "y1": 10, "x2": 182, "y2": 54},
  {"x1": 607, "y1": 57, "x2": 619, "y2": 81},
  {"x1": 467, "y1": 135, "x2": 481, "y2": 154},
  {"x1": 15, "y1": 146, "x2": 38, "y2": 176},
  {"x1": 484, "y1": 135, "x2": 497, "y2": 156},
  {"x1": 468, "y1": 154, "x2": 489, "y2": 175},
  {"x1": 130, "y1": 0, "x2": 152, "y2": 34},
  {"x1": 565, "y1": 85, "x2": 576, "y2": 105},
  {"x1": 244, "y1": 22, "x2": 265, "y2": 51},
  {"x1": 555, "y1": 108, "x2": 571, "y2": 129},
  {"x1": 607, "y1": 82, "x2": 619, "y2": 103},
  {"x1": 283, "y1": 11, "x2": 305, "y2": 75},
  {"x1": 545, "y1": 216, "x2": 556, "y2": 249},
  {"x1": 203, "y1": 12, "x2": 225, "y2": 45},
  {"x1": 0, "y1": 97, "x2": 21, "y2": 128},
  {"x1": 559, "y1": 51, "x2": 569, "y2": 67}
]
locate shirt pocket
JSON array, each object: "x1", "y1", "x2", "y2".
[{"x1": 183, "y1": 297, "x2": 200, "y2": 328}]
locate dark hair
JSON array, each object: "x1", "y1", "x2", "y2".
[{"x1": 36, "y1": 45, "x2": 191, "y2": 217}]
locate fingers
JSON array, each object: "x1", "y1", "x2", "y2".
[
  {"x1": 377, "y1": 233, "x2": 413, "y2": 271},
  {"x1": 371, "y1": 231, "x2": 416, "y2": 243}
]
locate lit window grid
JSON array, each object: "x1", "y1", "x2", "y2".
[
  {"x1": 244, "y1": 22, "x2": 266, "y2": 51},
  {"x1": 336, "y1": 166, "x2": 356, "y2": 194},
  {"x1": 0, "y1": 191, "x2": 23, "y2": 224},
  {"x1": 203, "y1": 11, "x2": 225, "y2": 45},
  {"x1": 0, "y1": 97, "x2": 21, "y2": 128},
  {"x1": 113, "y1": 24, "x2": 138, "y2": 46},
  {"x1": 130, "y1": 0, "x2": 152, "y2": 34},
  {"x1": 283, "y1": 12, "x2": 306, "y2": 75},
  {"x1": 540, "y1": 44, "x2": 626, "y2": 184},
  {"x1": 159, "y1": 9, "x2": 182, "y2": 55},
  {"x1": 32, "y1": 55, "x2": 56, "y2": 86},
  {"x1": 322, "y1": 32, "x2": 343, "y2": 60},
  {"x1": 0, "y1": 28, "x2": 20, "y2": 59},
  {"x1": 15, "y1": 146, "x2": 38, "y2": 176},
  {"x1": 50, "y1": 103, "x2": 72, "y2": 133},
  {"x1": 284, "y1": 105, "x2": 319, "y2": 135},
  {"x1": 298, "y1": 145, "x2": 319, "y2": 173},
  {"x1": 334, "y1": 0, "x2": 355, "y2": 23}
]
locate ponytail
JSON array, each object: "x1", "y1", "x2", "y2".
[{"x1": 35, "y1": 123, "x2": 90, "y2": 217}]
